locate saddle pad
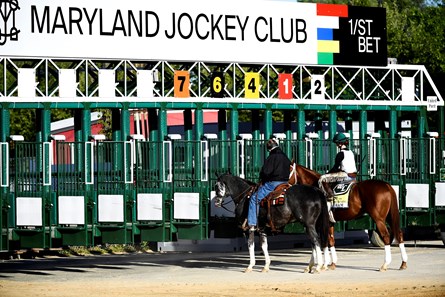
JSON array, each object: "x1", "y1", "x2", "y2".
[
  {"x1": 259, "y1": 194, "x2": 285, "y2": 208},
  {"x1": 332, "y1": 182, "x2": 355, "y2": 208}
]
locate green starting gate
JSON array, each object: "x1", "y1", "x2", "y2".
[
  {"x1": 10, "y1": 142, "x2": 52, "y2": 249},
  {"x1": 133, "y1": 140, "x2": 173, "y2": 242},
  {"x1": 53, "y1": 141, "x2": 94, "y2": 247}
]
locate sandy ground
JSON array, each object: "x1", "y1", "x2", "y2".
[{"x1": 1, "y1": 241, "x2": 444, "y2": 297}]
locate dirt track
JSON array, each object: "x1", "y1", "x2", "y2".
[{"x1": 1, "y1": 240, "x2": 444, "y2": 297}]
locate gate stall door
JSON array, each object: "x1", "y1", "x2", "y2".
[
  {"x1": 401, "y1": 137, "x2": 436, "y2": 228},
  {"x1": 12, "y1": 142, "x2": 52, "y2": 249},
  {"x1": 208, "y1": 139, "x2": 240, "y2": 238},
  {"x1": 434, "y1": 137, "x2": 445, "y2": 233},
  {"x1": 54, "y1": 141, "x2": 94, "y2": 246},
  {"x1": 134, "y1": 140, "x2": 173, "y2": 242},
  {"x1": 171, "y1": 140, "x2": 209, "y2": 240},
  {"x1": 95, "y1": 141, "x2": 134, "y2": 244}
]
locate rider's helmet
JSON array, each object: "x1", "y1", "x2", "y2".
[
  {"x1": 333, "y1": 132, "x2": 348, "y2": 144},
  {"x1": 266, "y1": 138, "x2": 279, "y2": 152}
]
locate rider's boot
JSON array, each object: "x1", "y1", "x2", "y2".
[{"x1": 322, "y1": 182, "x2": 336, "y2": 223}]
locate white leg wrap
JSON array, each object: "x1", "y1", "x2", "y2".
[
  {"x1": 315, "y1": 245, "x2": 323, "y2": 269},
  {"x1": 323, "y1": 246, "x2": 331, "y2": 265},
  {"x1": 330, "y1": 246, "x2": 338, "y2": 264},
  {"x1": 384, "y1": 245, "x2": 392, "y2": 265},
  {"x1": 260, "y1": 234, "x2": 271, "y2": 270},
  {"x1": 399, "y1": 243, "x2": 408, "y2": 262},
  {"x1": 247, "y1": 233, "x2": 256, "y2": 270}
]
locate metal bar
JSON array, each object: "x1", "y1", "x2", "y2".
[
  {"x1": 400, "y1": 138, "x2": 407, "y2": 176},
  {"x1": 43, "y1": 142, "x2": 51, "y2": 186},
  {"x1": 163, "y1": 140, "x2": 172, "y2": 183},
  {"x1": 0, "y1": 142, "x2": 8, "y2": 187}
]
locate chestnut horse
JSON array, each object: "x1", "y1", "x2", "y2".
[{"x1": 289, "y1": 163, "x2": 408, "y2": 271}]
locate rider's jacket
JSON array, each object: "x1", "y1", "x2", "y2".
[{"x1": 259, "y1": 147, "x2": 291, "y2": 183}]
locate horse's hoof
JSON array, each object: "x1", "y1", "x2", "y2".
[
  {"x1": 244, "y1": 267, "x2": 253, "y2": 273},
  {"x1": 379, "y1": 264, "x2": 388, "y2": 272},
  {"x1": 328, "y1": 263, "x2": 336, "y2": 270},
  {"x1": 261, "y1": 267, "x2": 269, "y2": 273},
  {"x1": 321, "y1": 265, "x2": 329, "y2": 271},
  {"x1": 303, "y1": 268, "x2": 310, "y2": 273},
  {"x1": 399, "y1": 261, "x2": 407, "y2": 270}
]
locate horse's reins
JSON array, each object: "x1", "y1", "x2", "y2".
[
  {"x1": 219, "y1": 183, "x2": 257, "y2": 214},
  {"x1": 289, "y1": 163, "x2": 298, "y2": 185}
]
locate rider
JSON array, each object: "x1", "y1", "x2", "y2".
[
  {"x1": 319, "y1": 132, "x2": 357, "y2": 223},
  {"x1": 246, "y1": 138, "x2": 291, "y2": 231}
]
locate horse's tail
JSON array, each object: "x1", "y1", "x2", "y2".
[
  {"x1": 387, "y1": 182, "x2": 404, "y2": 244},
  {"x1": 316, "y1": 191, "x2": 330, "y2": 248}
]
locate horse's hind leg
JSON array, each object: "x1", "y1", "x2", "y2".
[
  {"x1": 304, "y1": 226, "x2": 324, "y2": 274},
  {"x1": 245, "y1": 230, "x2": 255, "y2": 273},
  {"x1": 374, "y1": 220, "x2": 392, "y2": 271},
  {"x1": 259, "y1": 232, "x2": 271, "y2": 272}
]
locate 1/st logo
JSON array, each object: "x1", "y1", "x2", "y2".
[{"x1": 0, "y1": 0, "x2": 20, "y2": 45}]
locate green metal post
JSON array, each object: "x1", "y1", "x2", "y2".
[
  {"x1": 329, "y1": 108, "x2": 337, "y2": 168},
  {"x1": 218, "y1": 109, "x2": 228, "y2": 170},
  {"x1": 359, "y1": 109, "x2": 368, "y2": 179},
  {"x1": 389, "y1": 108, "x2": 398, "y2": 184},
  {"x1": 82, "y1": 106, "x2": 92, "y2": 142},
  {"x1": 41, "y1": 105, "x2": 52, "y2": 248},
  {"x1": 418, "y1": 107, "x2": 427, "y2": 181},
  {"x1": 0, "y1": 105, "x2": 9, "y2": 250},
  {"x1": 264, "y1": 105, "x2": 273, "y2": 140},
  {"x1": 297, "y1": 106, "x2": 306, "y2": 165},
  {"x1": 121, "y1": 104, "x2": 130, "y2": 141},
  {"x1": 121, "y1": 105, "x2": 132, "y2": 243},
  {"x1": 158, "y1": 104, "x2": 168, "y2": 142},
  {"x1": 230, "y1": 104, "x2": 239, "y2": 174},
  {"x1": 284, "y1": 110, "x2": 292, "y2": 158},
  {"x1": 184, "y1": 109, "x2": 193, "y2": 178},
  {"x1": 252, "y1": 110, "x2": 261, "y2": 168},
  {"x1": 195, "y1": 104, "x2": 204, "y2": 141}
]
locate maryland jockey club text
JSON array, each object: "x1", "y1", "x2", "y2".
[{"x1": 30, "y1": 6, "x2": 308, "y2": 43}]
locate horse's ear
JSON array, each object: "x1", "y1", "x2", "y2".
[
  {"x1": 290, "y1": 158, "x2": 294, "y2": 164},
  {"x1": 214, "y1": 171, "x2": 219, "y2": 178}
]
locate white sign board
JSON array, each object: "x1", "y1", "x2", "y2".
[{"x1": 0, "y1": 0, "x2": 387, "y2": 66}]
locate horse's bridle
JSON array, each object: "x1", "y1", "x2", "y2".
[{"x1": 214, "y1": 179, "x2": 256, "y2": 211}]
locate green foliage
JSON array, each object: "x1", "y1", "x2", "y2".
[{"x1": 10, "y1": 109, "x2": 36, "y2": 141}]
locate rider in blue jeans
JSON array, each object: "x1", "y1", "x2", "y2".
[{"x1": 246, "y1": 138, "x2": 291, "y2": 231}]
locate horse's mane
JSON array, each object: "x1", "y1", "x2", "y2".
[
  {"x1": 295, "y1": 164, "x2": 321, "y2": 186},
  {"x1": 220, "y1": 172, "x2": 257, "y2": 186},
  {"x1": 296, "y1": 164, "x2": 321, "y2": 177}
]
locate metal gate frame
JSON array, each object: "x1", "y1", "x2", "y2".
[
  {"x1": 10, "y1": 142, "x2": 53, "y2": 249},
  {"x1": 94, "y1": 141, "x2": 134, "y2": 244},
  {"x1": 53, "y1": 141, "x2": 94, "y2": 247}
]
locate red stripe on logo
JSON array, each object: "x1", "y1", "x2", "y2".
[{"x1": 317, "y1": 4, "x2": 348, "y2": 17}]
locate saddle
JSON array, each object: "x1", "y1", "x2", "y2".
[
  {"x1": 331, "y1": 180, "x2": 355, "y2": 208},
  {"x1": 259, "y1": 183, "x2": 290, "y2": 233}
]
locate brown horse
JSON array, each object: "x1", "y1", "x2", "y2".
[{"x1": 289, "y1": 163, "x2": 408, "y2": 271}]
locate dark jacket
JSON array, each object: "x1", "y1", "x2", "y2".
[{"x1": 259, "y1": 147, "x2": 291, "y2": 183}]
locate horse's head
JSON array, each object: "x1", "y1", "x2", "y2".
[
  {"x1": 214, "y1": 173, "x2": 227, "y2": 208},
  {"x1": 214, "y1": 172, "x2": 255, "y2": 207}
]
